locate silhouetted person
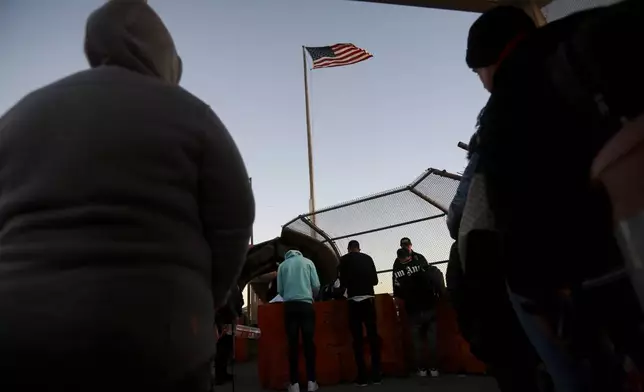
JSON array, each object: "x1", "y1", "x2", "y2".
[
  {"x1": 338, "y1": 240, "x2": 381, "y2": 385},
  {"x1": 393, "y1": 239, "x2": 444, "y2": 378},
  {"x1": 0, "y1": 1, "x2": 254, "y2": 391},
  {"x1": 215, "y1": 286, "x2": 244, "y2": 385}
]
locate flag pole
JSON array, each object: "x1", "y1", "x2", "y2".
[{"x1": 302, "y1": 46, "x2": 317, "y2": 227}]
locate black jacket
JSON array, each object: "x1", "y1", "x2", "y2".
[
  {"x1": 392, "y1": 251, "x2": 443, "y2": 314},
  {"x1": 476, "y1": 6, "x2": 625, "y2": 300},
  {"x1": 338, "y1": 251, "x2": 378, "y2": 298},
  {"x1": 0, "y1": 1, "x2": 254, "y2": 389}
]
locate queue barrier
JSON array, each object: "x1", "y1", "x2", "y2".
[
  {"x1": 218, "y1": 324, "x2": 261, "y2": 363},
  {"x1": 257, "y1": 294, "x2": 485, "y2": 389}
]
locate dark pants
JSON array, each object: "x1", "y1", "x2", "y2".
[
  {"x1": 348, "y1": 298, "x2": 381, "y2": 381},
  {"x1": 214, "y1": 332, "x2": 233, "y2": 379},
  {"x1": 408, "y1": 309, "x2": 438, "y2": 371},
  {"x1": 284, "y1": 301, "x2": 316, "y2": 384}
]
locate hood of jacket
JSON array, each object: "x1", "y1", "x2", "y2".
[
  {"x1": 284, "y1": 250, "x2": 303, "y2": 260},
  {"x1": 84, "y1": 0, "x2": 182, "y2": 84}
]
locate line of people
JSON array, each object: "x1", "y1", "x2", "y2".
[
  {"x1": 274, "y1": 237, "x2": 446, "y2": 391},
  {"x1": 446, "y1": 2, "x2": 644, "y2": 392}
]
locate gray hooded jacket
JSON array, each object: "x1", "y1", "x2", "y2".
[{"x1": 0, "y1": 1, "x2": 254, "y2": 389}]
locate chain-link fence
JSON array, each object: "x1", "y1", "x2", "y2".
[{"x1": 283, "y1": 168, "x2": 461, "y2": 290}]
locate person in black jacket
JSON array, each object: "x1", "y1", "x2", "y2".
[
  {"x1": 392, "y1": 243, "x2": 443, "y2": 378},
  {"x1": 468, "y1": 5, "x2": 641, "y2": 391},
  {"x1": 338, "y1": 240, "x2": 381, "y2": 385},
  {"x1": 0, "y1": 1, "x2": 254, "y2": 391}
]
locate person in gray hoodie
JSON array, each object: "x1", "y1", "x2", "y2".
[{"x1": 0, "y1": 1, "x2": 254, "y2": 391}]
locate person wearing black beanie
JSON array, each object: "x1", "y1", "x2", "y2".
[
  {"x1": 466, "y1": 6, "x2": 537, "y2": 92},
  {"x1": 461, "y1": 3, "x2": 642, "y2": 392},
  {"x1": 446, "y1": 6, "x2": 544, "y2": 392}
]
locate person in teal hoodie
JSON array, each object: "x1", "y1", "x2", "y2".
[{"x1": 277, "y1": 249, "x2": 321, "y2": 392}]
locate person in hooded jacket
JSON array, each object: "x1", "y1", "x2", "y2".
[
  {"x1": 0, "y1": 1, "x2": 254, "y2": 391},
  {"x1": 277, "y1": 249, "x2": 321, "y2": 392}
]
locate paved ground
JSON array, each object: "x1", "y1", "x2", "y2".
[{"x1": 216, "y1": 362, "x2": 501, "y2": 392}]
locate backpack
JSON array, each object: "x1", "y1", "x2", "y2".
[{"x1": 425, "y1": 264, "x2": 446, "y2": 299}]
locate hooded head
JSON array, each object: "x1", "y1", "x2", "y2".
[
  {"x1": 84, "y1": 0, "x2": 182, "y2": 84},
  {"x1": 284, "y1": 249, "x2": 303, "y2": 260}
]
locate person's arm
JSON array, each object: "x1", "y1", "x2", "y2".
[
  {"x1": 368, "y1": 256, "x2": 379, "y2": 286},
  {"x1": 198, "y1": 107, "x2": 255, "y2": 308},
  {"x1": 392, "y1": 262, "x2": 402, "y2": 298},
  {"x1": 337, "y1": 260, "x2": 346, "y2": 292},
  {"x1": 277, "y1": 265, "x2": 284, "y2": 297},
  {"x1": 446, "y1": 152, "x2": 479, "y2": 240},
  {"x1": 310, "y1": 262, "x2": 321, "y2": 298}
]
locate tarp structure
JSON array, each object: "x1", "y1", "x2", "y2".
[
  {"x1": 240, "y1": 228, "x2": 339, "y2": 302},
  {"x1": 283, "y1": 168, "x2": 461, "y2": 294}
]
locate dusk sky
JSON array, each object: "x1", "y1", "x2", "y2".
[{"x1": 1, "y1": 0, "x2": 490, "y2": 289}]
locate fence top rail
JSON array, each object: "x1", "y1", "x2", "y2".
[{"x1": 283, "y1": 167, "x2": 462, "y2": 225}]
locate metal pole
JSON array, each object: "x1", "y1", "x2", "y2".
[
  {"x1": 249, "y1": 177, "x2": 254, "y2": 246},
  {"x1": 302, "y1": 46, "x2": 316, "y2": 227},
  {"x1": 247, "y1": 177, "x2": 253, "y2": 323}
]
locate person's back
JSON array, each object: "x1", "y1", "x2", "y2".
[
  {"x1": 339, "y1": 240, "x2": 382, "y2": 385},
  {"x1": 339, "y1": 250, "x2": 378, "y2": 299},
  {"x1": 277, "y1": 250, "x2": 319, "y2": 303},
  {"x1": 277, "y1": 250, "x2": 320, "y2": 392},
  {"x1": 0, "y1": 2, "x2": 254, "y2": 390}
]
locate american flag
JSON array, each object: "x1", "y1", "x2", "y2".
[{"x1": 305, "y1": 43, "x2": 373, "y2": 69}]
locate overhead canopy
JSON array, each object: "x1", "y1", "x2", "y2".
[{"x1": 351, "y1": 0, "x2": 552, "y2": 15}]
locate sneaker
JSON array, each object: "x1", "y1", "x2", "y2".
[
  {"x1": 429, "y1": 368, "x2": 440, "y2": 378},
  {"x1": 307, "y1": 381, "x2": 319, "y2": 391},
  {"x1": 288, "y1": 383, "x2": 300, "y2": 392},
  {"x1": 417, "y1": 369, "x2": 428, "y2": 377},
  {"x1": 372, "y1": 377, "x2": 382, "y2": 385},
  {"x1": 354, "y1": 379, "x2": 368, "y2": 387}
]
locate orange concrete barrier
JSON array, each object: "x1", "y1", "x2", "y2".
[
  {"x1": 257, "y1": 302, "x2": 344, "y2": 389},
  {"x1": 235, "y1": 335, "x2": 249, "y2": 363},
  {"x1": 258, "y1": 295, "x2": 485, "y2": 389}
]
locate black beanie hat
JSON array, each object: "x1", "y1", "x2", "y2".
[{"x1": 466, "y1": 6, "x2": 537, "y2": 69}]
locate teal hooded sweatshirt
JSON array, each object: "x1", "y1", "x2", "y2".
[{"x1": 277, "y1": 250, "x2": 320, "y2": 303}]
